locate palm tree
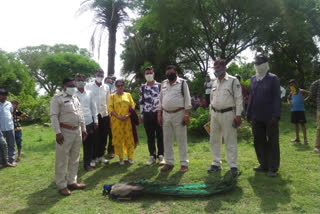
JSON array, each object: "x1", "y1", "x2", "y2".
[{"x1": 79, "y1": 0, "x2": 128, "y2": 76}]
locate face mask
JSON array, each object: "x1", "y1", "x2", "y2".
[
  {"x1": 214, "y1": 70, "x2": 225, "y2": 78},
  {"x1": 76, "y1": 81, "x2": 86, "y2": 88},
  {"x1": 145, "y1": 74, "x2": 154, "y2": 82},
  {"x1": 106, "y1": 83, "x2": 113, "y2": 88},
  {"x1": 65, "y1": 87, "x2": 77, "y2": 96},
  {"x1": 255, "y1": 62, "x2": 269, "y2": 76},
  {"x1": 166, "y1": 73, "x2": 177, "y2": 81},
  {"x1": 95, "y1": 77, "x2": 103, "y2": 83},
  {"x1": 290, "y1": 86, "x2": 297, "y2": 95}
]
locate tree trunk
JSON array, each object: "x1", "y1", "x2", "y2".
[{"x1": 107, "y1": 27, "x2": 117, "y2": 77}]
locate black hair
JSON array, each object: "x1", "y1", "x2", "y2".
[
  {"x1": 115, "y1": 79, "x2": 125, "y2": 87},
  {"x1": 62, "y1": 78, "x2": 74, "y2": 85},
  {"x1": 0, "y1": 88, "x2": 9, "y2": 96},
  {"x1": 166, "y1": 65, "x2": 177, "y2": 71},
  {"x1": 95, "y1": 69, "x2": 104, "y2": 74}
]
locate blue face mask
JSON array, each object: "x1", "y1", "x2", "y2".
[
  {"x1": 106, "y1": 83, "x2": 113, "y2": 89},
  {"x1": 214, "y1": 70, "x2": 225, "y2": 77}
]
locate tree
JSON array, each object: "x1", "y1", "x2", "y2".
[
  {"x1": 0, "y1": 50, "x2": 36, "y2": 97},
  {"x1": 40, "y1": 53, "x2": 100, "y2": 96},
  {"x1": 16, "y1": 44, "x2": 92, "y2": 94},
  {"x1": 79, "y1": 0, "x2": 129, "y2": 76}
]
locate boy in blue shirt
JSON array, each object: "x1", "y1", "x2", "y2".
[{"x1": 287, "y1": 79, "x2": 310, "y2": 144}]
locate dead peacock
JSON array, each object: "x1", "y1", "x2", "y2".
[{"x1": 103, "y1": 172, "x2": 240, "y2": 200}]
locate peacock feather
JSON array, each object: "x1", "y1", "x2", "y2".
[{"x1": 104, "y1": 172, "x2": 240, "y2": 200}]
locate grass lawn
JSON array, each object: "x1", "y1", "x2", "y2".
[{"x1": 1, "y1": 106, "x2": 320, "y2": 214}]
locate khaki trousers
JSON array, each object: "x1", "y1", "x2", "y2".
[
  {"x1": 162, "y1": 110, "x2": 189, "y2": 166},
  {"x1": 210, "y1": 110, "x2": 238, "y2": 168},
  {"x1": 315, "y1": 110, "x2": 320, "y2": 149},
  {"x1": 55, "y1": 127, "x2": 82, "y2": 190}
]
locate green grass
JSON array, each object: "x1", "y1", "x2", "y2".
[{"x1": 1, "y1": 106, "x2": 320, "y2": 214}]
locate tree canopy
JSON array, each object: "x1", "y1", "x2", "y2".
[{"x1": 40, "y1": 53, "x2": 100, "y2": 96}]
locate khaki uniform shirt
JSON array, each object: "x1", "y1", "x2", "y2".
[
  {"x1": 210, "y1": 73, "x2": 243, "y2": 116},
  {"x1": 158, "y1": 78, "x2": 192, "y2": 111},
  {"x1": 50, "y1": 91, "x2": 86, "y2": 134}
]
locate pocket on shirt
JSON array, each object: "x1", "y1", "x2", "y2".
[{"x1": 63, "y1": 103, "x2": 75, "y2": 112}]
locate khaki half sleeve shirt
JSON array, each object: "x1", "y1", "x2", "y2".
[
  {"x1": 50, "y1": 91, "x2": 86, "y2": 134},
  {"x1": 210, "y1": 73, "x2": 243, "y2": 116},
  {"x1": 158, "y1": 78, "x2": 192, "y2": 111}
]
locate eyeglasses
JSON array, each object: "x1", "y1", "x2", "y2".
[{"x1": 116, "y1": 84, "x2": 124, "y2": 88}]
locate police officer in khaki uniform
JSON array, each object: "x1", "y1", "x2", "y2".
[
  {"x1": 157, "y1": 65, "x2": 192, "y2": 173},
  {"x1": 208, "y1": 59, "x2": 242, "y2": 176},
  {"x1": 50, "y1": 78, "x2": 87, "y2": 196}
]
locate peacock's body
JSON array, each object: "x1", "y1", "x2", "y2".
[{"x1": 104, "y1": 173, "x2": 240, "y2": 200}]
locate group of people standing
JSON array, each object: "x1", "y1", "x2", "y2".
[
  {"x1": 0, "y1": 92, "x2": 27, "y2": 168},
  {"x1": 2, "y1": 53, "x2": 320, "y2": 197}
]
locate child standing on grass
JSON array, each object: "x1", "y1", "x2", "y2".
[
  {"x1": 11, "y1": 100, "x2": 27, "y2": 162},
  {"x1": 287, "y1": 79, "x2": 310, "y2": 144}
]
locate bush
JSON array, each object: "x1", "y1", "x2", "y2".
[
  {"x1": 188, "y1": 107, "x2": 210, "y2": 136},
  {"x1": 188, "y1": 107, "x2": 254, "y2": 142},
  {"x1": 8, "y1": 93, "x2": 51, "y2": 123}
]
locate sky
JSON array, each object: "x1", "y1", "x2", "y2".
[
  {"x1": 0, "y1": 0, "x2": 255, "y2": 80},
  {"x1": 0, "y1": 0, "x2": 124, "y2": 77}
]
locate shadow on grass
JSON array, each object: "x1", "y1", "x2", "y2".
[
  {"x1": 14, "y1": 182, "x2": 62, "y2": 214},
  {"x1": 204, "y1": 170, "x2": 243, "y2": 213},
  {"x1": 292, "y1": 142, "x2": 311, "y2": 151},
  {"x1": 248, "y1": 172, "x2": 291, "y2": 212},
  {"x1": 81, "y1": 162, "x2": 131, "y2": 190}
]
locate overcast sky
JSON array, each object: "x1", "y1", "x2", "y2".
[
  {"x1": 0, "y1": 0, "x2": 125, "y2": 77},
  {"x1": 0, "y1": 0, "x2": 255, "y2": 79}
]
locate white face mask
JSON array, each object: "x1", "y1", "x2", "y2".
[
  {"x1": 65, "y1": 87, "x2": 77, "y2": 96},
  {"x1": 95, "y1": 77, "x2": 103, "y2": 83},
  {"x1": 255, "y1": 62, "x2": 269, "y2": 76},
  {"x1": 145, "y1": 74, "x2": 154, "y2": 82},
  {"x1": 76, "y1": 81, "x2": 86, "y2": 88}
]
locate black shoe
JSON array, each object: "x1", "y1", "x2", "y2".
[
  {"x1": 253, "y1": 165, "x2": 268, "y2": 172},
  {"x1": 230, "y1": 167, "x2": 238, "y2": 176},
  {"x1": 207, "y1": 165, "x2": 221, "y2": 173},
  {"x1": 267, "y1": 170, "x2": 277, "y2": 177}
]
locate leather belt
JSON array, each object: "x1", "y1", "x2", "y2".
[
  {"x1": 60, "y1": 123, "x2": 79, "y2": 130},
  {"x1": 163, "y1": 107, "x2": 185, "y2": 113},
  {"x1": 211, "y1": 107, "x2": 233, "y2": 113}
]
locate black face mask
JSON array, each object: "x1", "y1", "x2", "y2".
[{"x1": 166, "y1": 73, "x2": 177, "y2": 81}]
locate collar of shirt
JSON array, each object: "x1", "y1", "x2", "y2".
[
  {"x1": 144, "y1": 81, "x2": 159, "y2": 86},
  {"x1": 167, "y1": 77, "x2": 183, "y2": 86},
  {"x1": 215, "y1": 72, "x2": 230, "y2": 83}
]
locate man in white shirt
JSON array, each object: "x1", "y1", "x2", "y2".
[
  {"x1": 75, "y1": 74, "x2": 99, "y2": 171},
  {"x1": 86, "y1": 69, "x2": 112, "y2": 163}
]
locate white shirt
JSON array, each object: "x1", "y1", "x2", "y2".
[
  {"x1": 86, "y1": 82, "x2": 110, "y2": 117},
  {"x1": 76, "y1": 90, "x2": 98, "y2": 125},
  {"x1": 280, "y1": 86, "x2": 286, "y2": 98},
  {"x1": 204, "y1": 80, "x2": 213, "y2": 94},
  {"x1": 210, "y1": 73, "x2": 243, "y2": 116},
  {"x1": 158, "y1": 78, "x2": 192, "y2": 111}
]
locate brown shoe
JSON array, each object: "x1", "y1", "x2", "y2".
[
  {"x1": 108, "y1": 153, "x2": 115, "y2": 159},
  {"x1": 85, "y1": 166, "x2": 94, "y2": 172},
  {"x1": 161, "y1": 164, "x2": 174, "y2": 172},
  {"x1": 67, "y1": 183, "x2": 86, "y2": 190},
  {"x1": 179, "y1": 166, "x2": 188, "y2": 173},
  {"x1": 59, "y1": 187, "x2": 71, "y2": 196},
  {"x1": 6, "y1": 162, "x2": 17, "y2": 167}
]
